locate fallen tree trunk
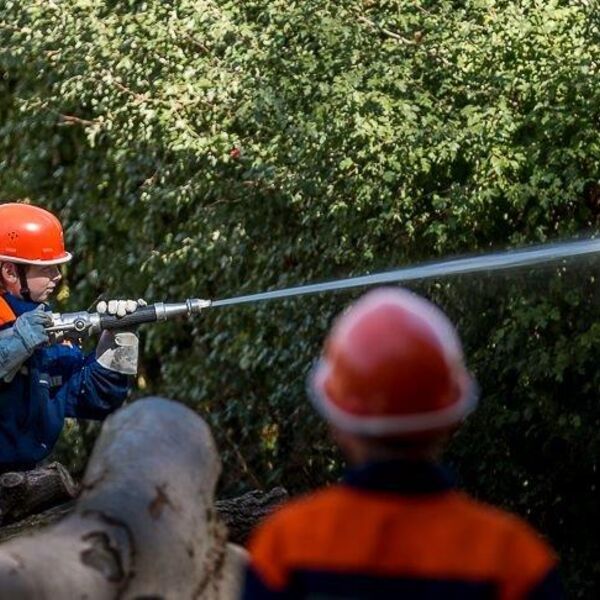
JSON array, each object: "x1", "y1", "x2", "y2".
[
  {"x1": 0, "y1": 486, "x2": 288, "y2": 547},
  {"x1": 0, "y1": 463, "x2": 79, "y2": 525},
  {"x1": 0, "y1": 397, "x2": 247, "y2": 599},
  {"x1": 0, "y1": 501, "x2": 75, "y2": 545}
]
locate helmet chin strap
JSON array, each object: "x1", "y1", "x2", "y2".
[{"x1": 16, "y1": 264, "x2": 32, "y2": 303}]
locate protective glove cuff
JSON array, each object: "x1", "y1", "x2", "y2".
[{"x1": 96, "y1": 331, "x2": 139, "y2": 375}]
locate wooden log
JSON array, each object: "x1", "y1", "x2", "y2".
[
  {"x1": 0, "y1": 487, "x2": 289, "y2": 546},
  {"x1": 216, "y1": 487, "x2": 288, "y2": 545},
  {"x1": 0, "y1": 463, "x2": 79, "y2": 525},
  {"x1": 0, "y1": 501, "x2": 75, "y2": 545},
  {"x1": 0, "y1": 397, "x2": 245, "y2": 599}
]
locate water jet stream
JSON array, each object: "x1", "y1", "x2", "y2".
[{"x1": 210, "y1": 237, "x2": 600, "y2": 308}]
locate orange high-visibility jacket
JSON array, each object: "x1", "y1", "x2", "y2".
[
  {"x1": 244, "y1": 461, "x2": 563, "y2": 599},
  {"x1": 0, "y1": 295, "x2": 15, "y2": 326}
]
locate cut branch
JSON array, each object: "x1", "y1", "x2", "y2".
[
  {"x1": 357, "y1": 15, "x2": 415, "y2": 45},
  {"x1": 0, "y1": 463, "x2": 78, "y2": 525},
  {"x1": 58, "y1": 113, "x2": 98, "y2": 127}
]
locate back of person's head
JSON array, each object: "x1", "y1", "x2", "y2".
[{"x1": 307, "y1": 287, "x2": 478, "y2": 459}]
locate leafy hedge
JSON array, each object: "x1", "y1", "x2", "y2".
[{"x1": 1, "y1": 1, "x2": 599, "y2": 594}]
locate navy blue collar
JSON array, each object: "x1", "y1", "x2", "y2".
[
  {"x1": 342, "y1": 459, "x2": 455, "y2": 495},
  {"x1": 2, "y1": 292, "x2": 45, "y2": 317}
]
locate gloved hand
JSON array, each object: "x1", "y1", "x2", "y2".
[
  {"x1": 13, "y1": 306, "x2": 52, "y2": 353},
  {"x1": 94, "y1": 298, "x2": 144, "y2": 374},
  {"x1": 96, "y1": 331, "x2": 139, "y2": 375},
  {"x1": 96, "y1": 298, "x2": 147, "y2": 318},
  {"x1": 1, "y1": 306, "x2": 52, "y2": 382}
]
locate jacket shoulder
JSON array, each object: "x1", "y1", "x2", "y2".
[
  {"x1": 246, "y1": 486, "x2": 344, "y2": 591},
  {"x1": 256, "y1": 485, "x2": 345, "y2": 529},
  {"x1": 455, "y1": 492, "x2": 555, "y2": 548},
  {"x1": 452, "y1": 493, "x2": 558, "y2": 588},
  {"x1": 247, "y1": 484, "x2": 354, "y2": 561}
]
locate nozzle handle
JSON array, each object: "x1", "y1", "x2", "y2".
[{"x1": 98, "y1": 305, "x2": 159, "y2": 331}]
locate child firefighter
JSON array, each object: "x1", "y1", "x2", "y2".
[{"x1": 0, "y1": 202, "x2": 143, "y2": 472}]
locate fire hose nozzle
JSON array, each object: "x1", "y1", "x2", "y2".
[
  {"x1": 47, "y1": 297, "x2": 213, "y2": 340},
  {"x1": 188, "y1": 298, "x2": 212, "y2": 312},
  {"x1": 154, "y1": 298, "x2": 212, "y2": 321}
]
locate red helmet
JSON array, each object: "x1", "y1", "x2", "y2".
[
  {"x1": 0, "y1": 203, "x2": 72, "y2": 265},
  {"x1": 308, "y1": 288, "x2": 477, "y2": 436}
]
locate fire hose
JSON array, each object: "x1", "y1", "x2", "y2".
[{"x1": 46, "y1": 236, "x2": 600, "y2": 340}]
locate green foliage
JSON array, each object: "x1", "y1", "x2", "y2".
[{"x1": 1, "y1": 1, "x2": 599, "y2": 594}]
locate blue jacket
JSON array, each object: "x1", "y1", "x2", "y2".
[{"x1": 0, "y1": 293, "x2": 131, "y2": 470}]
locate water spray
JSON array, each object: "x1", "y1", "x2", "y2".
[{"x1": 47, "y1": 237, "x2": 600, "y2": 339}]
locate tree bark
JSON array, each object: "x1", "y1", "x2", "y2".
[
  {"x1": 0, "y1": 396, "x2": 246, "y2": 599},
  {"x1": 0, "y1": 487, "x2": 288, "y2": 546},
  {"x1": 216, "y1": 487, "x2": 288, "y2": 545},
  {"x1": 0, "y1": 501, "x2": 75, "y2": 545},
  {"x1": 0, "y1": 463, "x2": 79, "y2": 525}
]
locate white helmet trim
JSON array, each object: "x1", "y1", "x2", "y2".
[
  {"x1": 307, "y1": 358, "x2": 479, "y2": 436},
  {"x1": 0, "y1": 252, "x2": 72, "y2": 266}
]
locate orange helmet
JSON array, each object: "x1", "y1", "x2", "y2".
[
  {"x1": 308, "y1": 288, "x2": 477, "y2": 436},
  {"x1": 0, "y1": 203, "x2": 72, "y2": 265}
]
